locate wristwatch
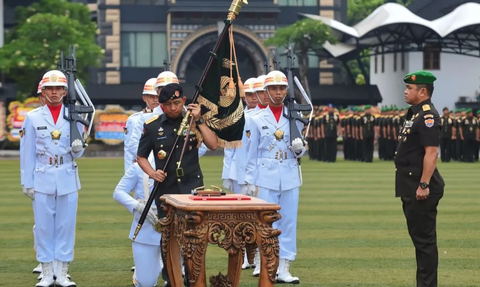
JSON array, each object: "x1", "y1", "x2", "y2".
[
  {"x1": 419, "y1": 182, "x2": 429, "y2": 189},
  {"x1": 195, "y1": 117, "x2": 205, "y2": 125}
]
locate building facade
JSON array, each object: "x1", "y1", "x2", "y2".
[
  {"x1": 1, "y1": 0, "x2": 347, "y2": 107},
  {"x1": 369, "y1": 0, "x2": 480, "y2": 110},
  {"x1": 91, "y1": 0, "x2": 348, "y2": 108}
]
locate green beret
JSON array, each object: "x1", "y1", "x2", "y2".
[
  {"x1": 459, "y1": 108, "x2": 465, "y2": 112},
  {"x1": 159, "y1": 83, "x2": 183, "y2": 103},
  {"x1": 403, "y1": 70, "x2": 437, "y2": 85},
  {"x1": 443, "y1": 107, "x2": 449, "y2": 111},
  {"x1": 477, "y1": 110, "x2": 480, "y2": 115},
  {"x1": 465, "y1": 108, "x2": 472, "y2": 113},
  {"x1": 393, "y1": 107, "x2": 398, "y2": 111},
  {"x1": 364, "y1": 105, "x2": 371, "y2": 109}
]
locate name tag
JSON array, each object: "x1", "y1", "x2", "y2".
[
  {"x1": 157, "y1": 136, "x2": 167, "y2": 140},
  {"x1": 37, "y1": 126, "x2": 47, "y2": 130},
  {"x1": 262, "y1": 126, "x2": 268, "y2": 130}
]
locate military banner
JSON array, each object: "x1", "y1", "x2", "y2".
[
  {"x1": 94, "y1": 105, "x2": 132, "y2": 145},
  {"x1": 6, "y1": 97, "x2": 42, "y2": 142},
  {"x1": 0, "y1": 101, "x2": 6, "y2": 142}
]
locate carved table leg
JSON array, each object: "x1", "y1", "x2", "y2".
[
  {"x1": 183, "y1": 212, "x2": 209, "y2": 287},
  {"x1": 227, "y1": 250, "x2": 242, "y2": 286},
  {"x1": 167, "y1": 226, "x2": 184, "y2": 287},
  {"x1": 160, "y1": 207, "x2": 183, "y2": 287},
  {"x1": 255, "y1": 211, "x2": 282, "y2": 287}
]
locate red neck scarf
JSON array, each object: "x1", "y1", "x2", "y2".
[
  {"x1": 270, "y1": 105, "x2": 283, "y2": 123},
  {"x1": 258, "y1": 104, "x2": 267, "y2": 109},
  {"x1": 47, "y1": 104, "x2": 62, "y2": 124}
]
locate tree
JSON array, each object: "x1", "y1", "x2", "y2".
[
  {"x1": 344, "y1": 0, "x2": 418, "y2": 84},
  {"x1": 265, "y1": 18, "x2": 337, "y2": 100},
  {"x1": 347, "y1": 0, "x2": 384, "y2": 26},
  {"x1": 0, "y1": 0, "x2": 102, "y2": 100}
]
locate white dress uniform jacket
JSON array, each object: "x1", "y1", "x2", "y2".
[
  {"x1": 222, "y1": 107, "x2": 260, "y2": 186},
  {"x1": 245, "y1": 106, "x2": 305, "y2": 190},
  {"x1": 23, "y1": 105, "x2": 83, "y2": 195}
]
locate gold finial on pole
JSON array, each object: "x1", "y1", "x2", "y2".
[{"x1": 227, "y1": 0, "x2": 248, "y2": 20}]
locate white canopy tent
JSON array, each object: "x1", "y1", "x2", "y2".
[{"x1": 301, "y1": 2, "x2": 480, "y2": 59}]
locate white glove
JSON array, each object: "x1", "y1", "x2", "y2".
[
  {"x1": 23, "y1": 187, "x2": 35, "y2": 200},
  {"x1": 290, "y1": 137, "x2": 304, "y2": 154},
  {"x1": 240, "y1": 184, "x2": 257, "y2": 197},
  {"x1": 71, "y1": 139, "x2": 84, "y2": 153},
  {"x1": 134, "y1": 202, "x2": 159, "y2": 226},
  {"x1": 222, "y1": 179, "x2": 233, "y2": 191}
]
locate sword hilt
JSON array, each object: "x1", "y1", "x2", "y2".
[{"x1": 177, "y1": 110, "x2": 191, "y2": 136}]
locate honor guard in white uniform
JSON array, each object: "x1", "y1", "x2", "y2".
[
  {"x1": 124, "y1": 78, "x2": 160, "y2": 171},
  {"x1": 222, "y1": 77, "x2": 258, "y2": 195},
  {"x1": 114, "y1": 153, "x2": 163, "y2": 287},
  {"x1": 253, "y1": 75, "x2": 270, "y2": 110},
  {"x1": 244, "y1": 70, "x2": 305, "y2": 284},
  {"x1": 22, "y1": 70, "x2": 85, "y2": 287}
]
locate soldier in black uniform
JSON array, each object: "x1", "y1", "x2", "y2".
[
  {"x1": 476, "y1": 110, "x2": 480, "y2": 161},
  {"x1": 136, "y1": 83, "x2": 218, "y2": 287},
  {"x1": 352, "y1": 107, "x2": 362, "y2": 161},
  {"x1": 459, "y1": 108, "x2": 478, "y2": 163},
  {"x1": 307, "y1": 107, "x2": 317, "y2": 160},
  {"x1": 360, "y1": 105, "x2": 376, "y2": 162},
  {"x1": 440, "y1": 107, "x2": 455, "y2": 162},
  {"x1": 322, "y1": 104, "x2": 339, "y2": 162},
  {"x1": 396, "y1": 71, "x2": 445, "y2": 287},
  {"x1": 342, "y1": 109, "x2": 354, "y2": 161}
]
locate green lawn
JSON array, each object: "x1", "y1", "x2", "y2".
[{"x1": 1, "y1": 157, "x2": 479, "y2": 286}]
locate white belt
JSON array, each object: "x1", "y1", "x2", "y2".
[
  {"x1": 259, "y1": 149, "x2": 294, "y2": 160},
  {"x1": 36, "y1": 155, "x2": 73, "y2": 166}
]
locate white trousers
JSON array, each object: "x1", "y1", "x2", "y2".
[
  {"x1": 32, "y1": 201, "x2": 37, "y2": 251},
  {"x1": 132, "y1": 242, "x2": 161, "y2": 287},
  {"x1": 257, "y1": 187, "x2": 299, "y2": 261},
  {"x1": 33, "y1": 192, "x2": 78, "y2": 263},
  {"x1": 232, "y1": 180, "x2": 241, "y2": 194}
]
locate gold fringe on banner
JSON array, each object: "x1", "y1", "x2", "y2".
[{"x1": 218, "y1": 138, "x2": 242, "y2": 149}]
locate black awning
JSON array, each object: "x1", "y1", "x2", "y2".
[{"x1": 309, "y1": 84, "x2": 383, "y2": 106}]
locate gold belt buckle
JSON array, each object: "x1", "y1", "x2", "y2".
[{"x1": 176, "y1": 167, "x2": 184, "y2": 177}]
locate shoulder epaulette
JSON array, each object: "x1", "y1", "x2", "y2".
[
  {"x1": 27, "y1": 106, "x2": 43, "y2": 115},
  {"x1": 145, "y1": 115, "x2": 159, "y2": 125}
]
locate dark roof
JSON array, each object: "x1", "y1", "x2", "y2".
[{"x1": 309, "y1": 85, "x2": 383, "y2": 106}]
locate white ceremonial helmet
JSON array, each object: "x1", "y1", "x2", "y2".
[
  {"x1": 243, "y1": 77, "x2": 257, "y2": 93},
  {"x1": 41, "y1": 70, "x2": 68, "y2": 89},
  {"x1": 143, "y1": 78, "x2": 158, "y2": 95},
  {"x1": 156, "y1": 71, "x2": 179, "y2": 88},
  {"x1": 37, "y1": 81, "x2": 42, "y2": 94},
  {"x1": 264, "y1": 70, "x2": 288, "y2": 89},
  {"x1": 253, "y1": 75, "x2": 267, "y2": 92}
]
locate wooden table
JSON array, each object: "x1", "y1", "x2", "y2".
[{"x1": 159, "y1": 194, "x2": 281, "y2": 287}]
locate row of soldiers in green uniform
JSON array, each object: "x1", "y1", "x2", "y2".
[
  {"x1": 306, "y1": 105, "x2": 480, "y2": 163},
  {"x1": 439, "y1": 107, "x2": 480, "y2": 163}
]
